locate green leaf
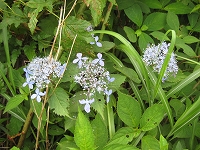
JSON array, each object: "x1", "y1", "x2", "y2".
[
  {"x1": 107, "y1": 127, "x2": 141, "y2": 146},
  {"x1": 150, "y1": 31, "x2": 170, "y2": 41},
  {"x1": 10, "y1": 146, "x2": 20, "y2": 150},
  {"x1": 183, "y1": 35, "x2": 200, "y2": 44},
  {"x1": 91, "y1": 114, "x2": 108, "y2": 150},
  {"x1": 140, "y1": 104, "x2": 165, "y2": 131},
  {"x1": 140, "y1": 0, "x2": 162, "y2": 9},
  {"x1": 139, "y1": 32, "x2": 154, "y2": 51},
  {"x1": 159, "y1": 135, "x2": 168, "y2": 150},
  {"x1": 176, "y1": 43, "x2": 196, "y2": 57},
  {"x1": 188, "y1": 13, "x2": 199, "y2": 28},
  {"x1": 93, "y1": 41, "x2": 115, "y2": 53},
  {"x1": 74, "y1": 109, "x2": 95, "y2": 150},
  {"x1": 48, "y1": 125, "x2": 65, "y2": 135},
  {"x1": 23, "y1": 43, "x2": 37, "y2": 60},
  {"x1": 143, "y1": 12, "x2": 167, "y2": 31},
  {"x1": 123, "y1": 26, "x2": 136, "y2": 43},
  {"x1": 117, "y1": 91, "x2": 142, "y2": 127},
  {"x1": 141, "y1": 135, "x2": 160, "y2": 150},
  {"x1": 167, "y1": 11, "x2": 179, "y2": 32},
  {"x1": 57, "y1": 137, "x2": 79, "y2": 150},
  {"x1": 114, "y1": 66, "x2": 141, "y2": 83},
  {"x1": 4, "y1": 94, "x2": 26, "y2": 113},
  {"x1": 116, "y1": 0, "x2": 135, "y2": 10},
  {"x1": 89, "y1": 0, "x2": 107, "y2": 26},
  {"x1": 91, "y1": 93, "x2": 105, "y2": 119},
  {"x1": 164, "y1": 2, "x2": 192, "y2": 14},
  {"x1": 103, "y1": 144, "x2": 139, "y2": 150},
  {"x1": 62, "y1": 16, "x2": 94, "y2": 55},
  {"x1": 124, "y1": 4, "x2": 143, "y2": 27},
  {"x1": 6, "y1": 116, "x2": 23, "y2": 136},
  {"x1": 48, "y1": 87, "x2": 70, "y2": 117},
  {"x1": 108, "y1": 74, "x2": 126, "y2": 90}
]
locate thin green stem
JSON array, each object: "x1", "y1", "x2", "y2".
[
  {"x1": 107, "y1": 100, "x2": 115, "y2": 139},
  {"x1": 99, "y1": 2, "x2": 114, "y2": 40},
  {"x1": 2, "y1": 25, "x2": 16, "y2": 94}
]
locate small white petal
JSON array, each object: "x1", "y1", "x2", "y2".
[
  {"x1": 79, "y1": 99, "x2": 86, "y2": 104},
  {"x1": 36, "y1": 96, "x2": 41, "y2": 102},
  {"x1": 96, "y1": 42, "x2": 102, "y2": 47},
  {"x1": 84, "y1": 103, "x2": 91, "y2": 113},
  {"x1": 31, "y1": 94, "x2": 37, "y2": 99}
]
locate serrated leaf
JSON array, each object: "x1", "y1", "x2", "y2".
[
  {"x1": 48, "y1": 87, "x2": 70, "y2": 116},
  {"x1": 117, "y1": 91, "x2": 142, "y2": 127},
  {"x1": 124, "y1": 26, "x2": 136, "y2": 43},
  {"x1": 4, "y1": 94, "x2": 26, "y2": 113},
  {"x1": 164, "y1": 2, "x2": 192, "y2": 14},
  {"x1": 167, "y1": 11, "x2": 179, "y2": 32},
  {"x1": 11, "y1": 50, "x2": 21, "y2": 67},
  {"x1": 107, "y1": 127, "x2": 141, "y2": 146},
  {"x1": 140, "y1": 104, "x2": 165, "y2": 131},
  {"x1": 141, "y1": 135, "x2": 160, "y2": 150},
  {"x1": 89, "y1": 0, "x2": 107, "y2": 26},
  {"x1": 62, "y1": 16, "x2": 94, "y2": 55},
  {"x1": 124, "y1": 4, "x2": 143, "y2": 27},
  {"x1": 74, "y1": 109, "x2": 95, "y2": 150},
  {"x1": 91, "y1": 114, "x2": 108, "y2": 149},
  {"x1": 23, "y1": 42, "x2": 37, "y2": 60},
  {"x1": 116, "y1": 0, "x2": 135, "y2": 10},
  {"x1": 143, "y1": 12, "x2": 166, "y2": 31}
]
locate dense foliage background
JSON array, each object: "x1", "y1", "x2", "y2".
[{"x1": 0, "y1": 0, "x2": 200, "y2": 149}]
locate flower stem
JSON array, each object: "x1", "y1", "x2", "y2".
[
  {"x1": 99, "y1": 2, "x2": 114, "y2": 40},
  {"x1": 107, "y1": 101, "x2": 115, "y2": 139},
  {"x1": 17, "y1": 108, "x2": 34, "y2": 148}
]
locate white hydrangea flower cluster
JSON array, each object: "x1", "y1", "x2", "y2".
[
  {"x1": 23, "y1": 56, "x2": 66, "y2": 102},
  {"x1": 86, "y1": 25, "x2": 102, "y2": 47},
  {"x1": 142, "y1": 42, "x2": 178, "y2": 81},
  {"x1": 73, "y1": 53, "x2": 114, "y2": 113}
]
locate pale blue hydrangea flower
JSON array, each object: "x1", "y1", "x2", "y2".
[
  {"x1": 73, "y1": 53, "x2": 114, "y2": 113},
  {"x1": 142, "y1": 42, "x2": 178, "y2": 81},
  {"x1": 31, "y1": 88, "x2": 46, "y2": 102},
  {"x1": 104, "y1": 89, "x2": 112, "y2": 103},
  {"x1": 79, "y1": 99, "x2": 94, "y2": 113},
  {"x1": 23, "y1": 56, "x2": 66, "y2": 102},
  {"x1": 86, "y1": 25, "x2": 102, "y2": 47},
  {"x1": 92, "y1": 53, "x2": 104, "y2": 66},
  {"x1": 73, "y1": 53, "x2": 88, "y2": 68}
]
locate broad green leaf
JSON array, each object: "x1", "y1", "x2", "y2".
[
  {"x1": 62, "y1": 16, "x2": 94, "y2": 56},
  {"x1": 107, "y1": 127, "x2": 141, "y2": 146},
  {"x1": 177, "y1": 43, "x2": 196, "y2": 57},
  {"x1": 150, "y1": 31, "x2": 170, "y2": 41},
  {"x1": 108, "y1": 74, "x2": 126, "y2": 90},
  {"x1": 4, "y1": 94, "x2": 26, "y2": 113},
  {"x1": 23, "y1": 43, "x2": 36, "y2": 60},
  {"x1": 141, "y1": 135, "x2": 160, "y2": 150},
  {"x1": 164, "y1": 2, "x2": 192, "y2": 14},
  {"x1": 123, "y1": 26, "x2": 136, "y2": 43},
  {"x1": 143, "y1": 12, "x2": 166, "y2": 31},
  {"x1": 93, "y1": 41, "x2": 115, "y2": 53},
  {"x1": 116, "y1": 0, "x2": 135, "y2": 10},
  {"x1": 117, "y1": 91, "x2": 142, "y2": 127},
  {"x1": 103, "y1": 144, "x2": 139, "y2": 150},
  {"x1": 159, "y1": 135, "x2": 168, "y2": 150},
  {"x1": 89, "y1": 0, "x2": 107, "y2": 26},
  {"x1": 170, "y1": 99, "x2": 185, "y2": 118},
  {"x1": 167, "y1": 11, "x2": 179, "y2": 32},
  {"x1": 57, "y1": 138, "x2": 79, "y2": 150},
  {"x1": 193, "y1": 20, "x2": 200, "y2": 32},
  {"x1": 140, "y1": 104, "x2": 165, "y2": 131},
  {"x1": 10, "y1": 146, "x2": 20, "y2": 150},
  {"x1": 6, "y1": 116, "x2": 23, "y2": 136},
  {"x1": 48, "y1": 125, "x2": 65, "y2": 135},
  {"x1": 74, "y1": 109, "x2": 95, "y2": 150},
  {"x1": 91, "y1": 93, "x2": 105, "y2": 119},
  {"x1": 91, "y1": 114, "x2": 108, "y2": 150},
  {"x1": 124, "y1": 4, "x2": 143, "y2": 27},
  {"x1": 48, "y1": 87, "x2": 70, "y2": 117},
  {"x1": 188, "y1": 13, "x2": 199, "y2": 28},
  {"x1": 139, "y1": 32, "x2": 154, "y2": 51},
  {"x1": 190, "y1": 4, "x2": 200, "y2": 13},
  {"x1": 114, "y1": 66, "x2": 141, "y2": 83},
  {"x1": 183, "y1": 35, "x2": 200, "y2": 44},
  {"x1": 140, "y1": 0, "x2": 162, "y2": 9}
]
